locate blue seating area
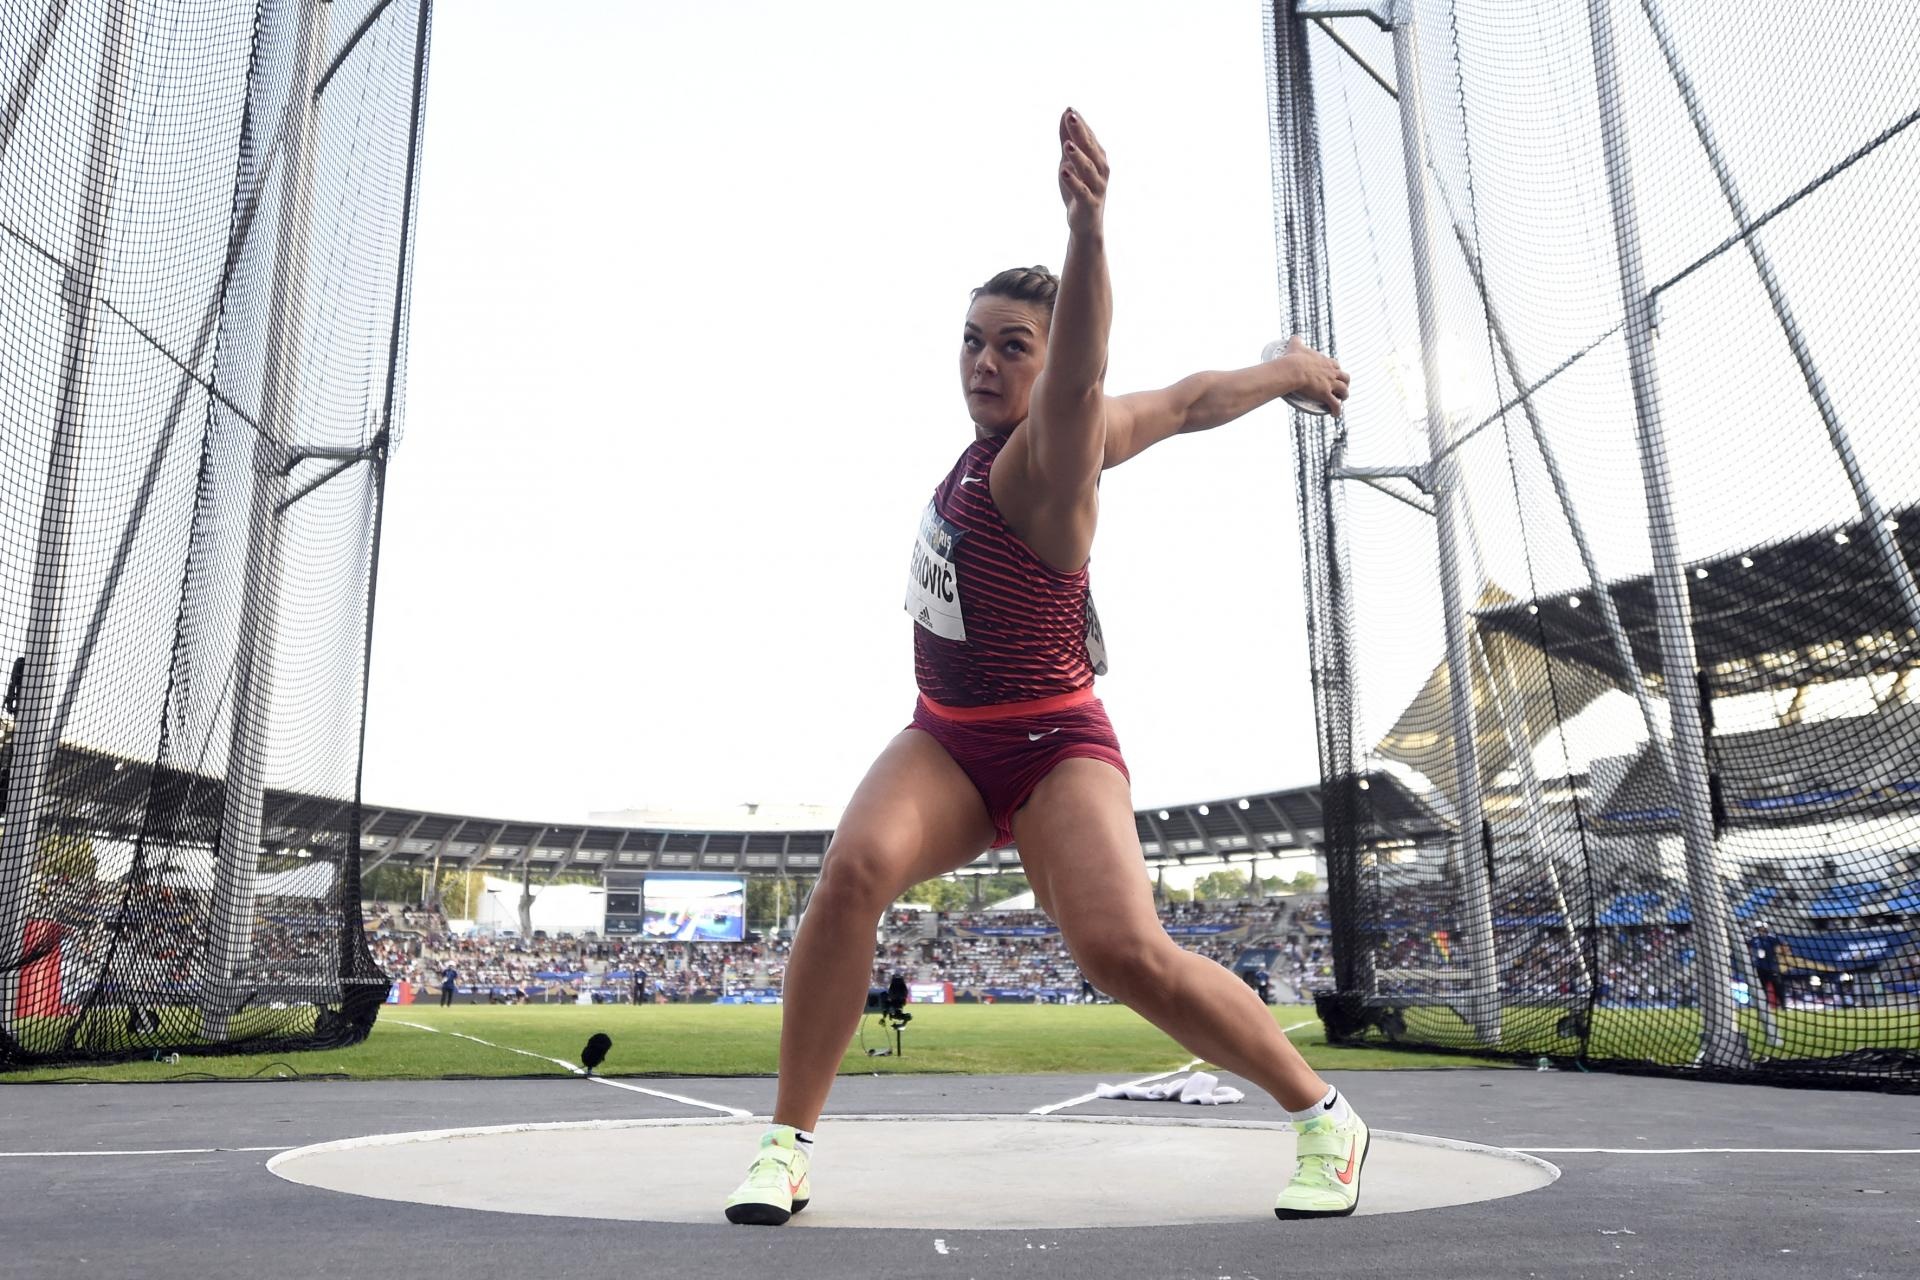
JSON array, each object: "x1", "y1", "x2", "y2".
[
  {"x1": 1805, "y1": 882, "x2": 1886, "y2": 918},
  {"x1": 1383, "y1": 875, "x2": 1920, "y2": 934},
  {"x1": 1875, "y1": 882, "x2": 1920, "y2": 914},
  {"x1": 1597, "y1": 892, "x2": 1663, "y2": 926},
  {"x1": 1776, "y1": 930, "x2": 1912, "y2": 972}
]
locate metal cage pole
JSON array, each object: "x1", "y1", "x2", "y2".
[
  {"x1": 1471, "y1": 630, "x2": 1594, "y2": 996},
  {"x1": 1387, "y1": 3, "x2": 1501, "y2": 1043},
  {"x1": 1587, "y1": 0, "x2": 1747, "y2": 1068},
  {"x1": 199, "y1": 0, "x2": 333, "y2": 1037},
  {"x1": 48, "y1": 132, "x2": 294, "y2": 756},
  {"x1": 0, "y1": 0, "x2": 71, "y2": 164},
  {"x1": 1641, "y1": 0, "x2": 1920, "y2": 640},
  {"x1": 1273, "y1": 2, "x2": 1377, "y2": 1014},
  {"x1": 1442, "y1": 218, "x2": 1674, "y2": 785},
  {"x1": 0, "y1": 0, "x2": 137, "y2": 1029},
  {"x1": 337, "y1": 0, "x2": 432, "y2": 992}
]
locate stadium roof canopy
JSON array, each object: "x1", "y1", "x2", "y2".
[
  {"x1": 1586, "y1": 700, "x2": 1920, "y2": 833},
  {"x1": 354, "y1": 770, "x2": 1445, "y2": 879},
  {"x1": 1476, "y1": 504, "x2": 1920, "y2": 697},
  {"x1": 17, "y1": 737, "x2": 1446, "y2": 881}
]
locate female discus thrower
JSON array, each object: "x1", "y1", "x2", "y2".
[{"x1": 726, "y1": 109, "x2": 1361, "y2": 1225}]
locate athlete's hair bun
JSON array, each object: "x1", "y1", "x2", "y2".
[{"x1": 972, "y1": 265, "x2": 1059, "y2": 316}]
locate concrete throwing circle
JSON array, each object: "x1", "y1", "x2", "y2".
[{"x1": 268, "y1": 1114, "x2": 1557, "y2": 1228}]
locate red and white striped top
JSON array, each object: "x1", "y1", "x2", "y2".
[{"x1": 907, "y1": 429, "x2": 1100, "y2": 708}]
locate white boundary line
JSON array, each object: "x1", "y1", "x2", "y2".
[
  {"x1": 267, "y1": 1112, "x2": 1561, "y2": 1186},
  {"x1": 0, "y1": 1146, "x2": 293, "y2": 1158},
  {"x1": 1516, "y1": 1146, "x2": 1920, "y2": 1155},
  {"x1": 1028, "y1": 1018, "x2": 1319, "y2": 1115},
  {"x1": 388, "y1": 1019, "x2": 748, "y2": 1116}
]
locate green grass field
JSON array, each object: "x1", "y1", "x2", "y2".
[
  {"x1": 1, "y1": 1002, "x2": 1510, "y2": 1084},
  {"x1": 1395, "y1": 1002, "x2": 1920, "y2": 1062},
  {"x1": 9, "y1": 999, "x2": 1909, "y2": 1085}
]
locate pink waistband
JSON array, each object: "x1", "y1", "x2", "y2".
[{"x1": 917, "y1": 686, "x2": 1095, "y2": 723}]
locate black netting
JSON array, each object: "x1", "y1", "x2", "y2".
[
  {"x1": 1271, "y1": 0, "x2": 1920, "y2": 1089},
  {"x1": 0, "y1": 0, "x2": 430, "y2": 1067}
]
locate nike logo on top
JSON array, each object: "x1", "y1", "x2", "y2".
[
  {"x1": 960, "y1": 475, "x2": 985, "y2": 485},
  {"x1": 1028, "y1": 728, "x2": 1061, "y2": 741}
]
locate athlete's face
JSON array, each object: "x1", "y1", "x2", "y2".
[{"x1": 961, "y1": 296, "x2": 1049, "y2": 433}]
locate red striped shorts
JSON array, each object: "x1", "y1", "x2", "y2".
[{"x1": 907, "y1": 686, "x2": 1130, "y2": 849}]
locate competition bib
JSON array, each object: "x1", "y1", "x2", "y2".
[
  {"x1": 906, "y1": 500, "x2": 967, "y2": 641},
  {"x1": 1085, "y1": 593, "x2": 1109, "y2": 675}
]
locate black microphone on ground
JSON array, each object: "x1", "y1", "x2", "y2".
[{"x1": 582, "y1": 1032, "x2": 612, "y2": 1077}]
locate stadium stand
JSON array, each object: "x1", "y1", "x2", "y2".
[{"x1": 367, "y1": 897, "x2": 1334, "y2": 1006}]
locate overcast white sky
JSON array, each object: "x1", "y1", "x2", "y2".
[
  {"x1": 359, "y1": 0, "x2": 1920, "y2": 832},
  {"x1": 360, "y1": 1, "x2": 1334, "y2": 824}
]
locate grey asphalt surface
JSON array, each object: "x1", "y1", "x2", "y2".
[{"x1": 4, "y1": 1068, "x2": 1918, "y2": 1279}]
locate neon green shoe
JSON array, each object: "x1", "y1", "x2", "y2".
[
  {"x1": 1274, "y1": 1111, "x2": 1368, "y2": 1219},
  {"x1": 723, "y1": 1127, "x2": 812, "y2": 1225}
]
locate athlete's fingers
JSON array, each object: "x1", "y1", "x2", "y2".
[
  {"x1": 1064, "y1": 142, "x2": 1105, "y2": 197},
  {"x1": 1060, "y1": 162, "x2": 1095, "y2": 207},
  {"x1": 1065, "y1": 110, "x2": 1109, "y2": 177}
]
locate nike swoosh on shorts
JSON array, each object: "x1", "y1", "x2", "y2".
[{"x1": 1028, "y1": 728, "x2": 1061, "y2": 741}]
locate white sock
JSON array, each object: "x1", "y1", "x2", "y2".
[
  {"x1": 1286, "y1": 1085, "x2": 1352, "y2": 1125},
  {"x1": 767, "y1": 1124, "x2": 815, "y2": 1149}
]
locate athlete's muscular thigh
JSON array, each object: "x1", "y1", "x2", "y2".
[
  {"x1": 1010, "y1": 757, "x2": 1159, "y2": 975},
  {"x1": 813, "y1": 729, "x2": 995, "y2": 910}
]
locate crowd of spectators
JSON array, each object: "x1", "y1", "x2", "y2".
[
  {"x1": 922, "y1": 898, "x2": 1323, "y2": 1000},
  {"x1": 1358, "y1": 872, "x2": 1920, "y2": 1008},
  {"x1": 365, "y1": 903, "x2": 795, "y2": 1002},
  {"x1": 374, "y1": 880, "x2": 1910, "y2": 1010},
  {"x1": 360, "y1": 895, "x2": 1328, "y2": 1003},
  {"x1": 345, "y1": 870, "x2": 1920, "y2": 1011}
]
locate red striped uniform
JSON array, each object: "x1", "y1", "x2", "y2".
[
  {"x1": 907, "y1": 428, "x2": 1100, "y2": 706},
  {"x1": 903, "y1": 428, "x2": 1127, "y2": 848}
]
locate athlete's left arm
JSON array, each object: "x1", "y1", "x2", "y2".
[{"x1": 1101, "y1": 339, "x2": 1349, "y2": 470}]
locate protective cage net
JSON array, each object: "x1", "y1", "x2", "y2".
[
  {"x1": 1268, "y1": 1, "x2": 1920, "y2": 1089},
  {"x1": 0, "y1": 0, "x2": 430, "y2": 1067}
]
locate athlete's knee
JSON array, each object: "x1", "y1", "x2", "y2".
[
  {"x1": 1071, "y1": 931, "x2": 1176, "y2": 1002},
  {"x1": 812, "y1": 838, "x2": 912, "y2": 917}
]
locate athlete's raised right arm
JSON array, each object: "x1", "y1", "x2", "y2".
[
  {"x1": 1101, "y1": 338, "x2": 1348, "y2": 470},
  {"x1": 1014, "y1": 109, "x2": 1112, "y2": 494}
]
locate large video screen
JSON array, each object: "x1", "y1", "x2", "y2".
[{"x1": 636, "y1": 875, "x2": 745, "y2": 943}]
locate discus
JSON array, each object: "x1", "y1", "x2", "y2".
[{"x1": 1263, "y1": 339, "x2": 1332, "y2": 416}]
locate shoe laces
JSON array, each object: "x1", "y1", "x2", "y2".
[
  {"x1": 1289, "y1": 1116, "x2": 1348, "y2": 1189},
  {"x1": 1290, "y1": 1154, "x2": 1338, "y2": 1191},
  {"x1": 746, "y1": 1146, "x2": 796, "y2": 1188}
]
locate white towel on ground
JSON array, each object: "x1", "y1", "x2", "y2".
[{"x1": 1093, "y1": 1071, "x2": 1244, "y2": 1105}]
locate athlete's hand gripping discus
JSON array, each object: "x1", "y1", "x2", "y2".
[{"x1": 1263, "y1": 339, "x2": 1332, "y2": 416}]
